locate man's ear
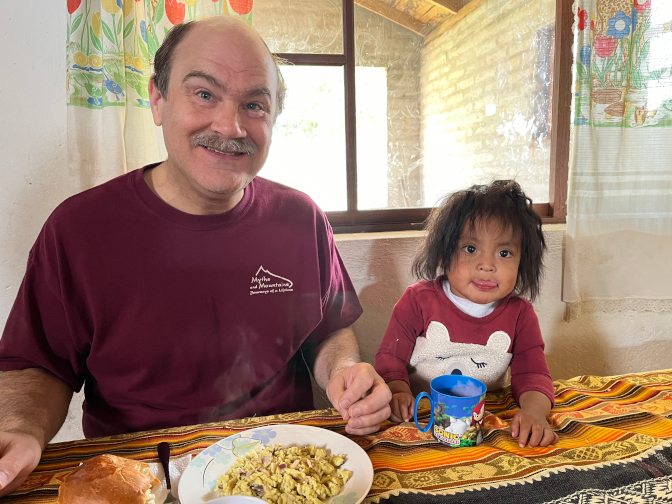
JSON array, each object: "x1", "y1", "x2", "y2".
[{"x1": 148, "y1": 75, "x2": 164, "y2": 127}]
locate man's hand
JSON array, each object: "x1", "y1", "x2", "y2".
[
  {"x1": 387, "y1": 380, "x2": 413, "y2": 423},
  {"x1": 510, "y1": 390, "x2": 558, "y2": 448},
  {"x1": 326, "y1": 363, "x2": 391, "y2": 435},
  {"x1": 306, "y1": 327, "x2": 391, "y2": 435},
  {"x1": 0, "y1": 368, "x2": 73, "y2": 496},
  {"x1": 0, "y1": 432, "x2": 42, "y2": 497}
]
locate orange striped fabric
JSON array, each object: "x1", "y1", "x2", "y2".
[{"x1": 6, "y1": 369, "x2": 672, "y2": 503}]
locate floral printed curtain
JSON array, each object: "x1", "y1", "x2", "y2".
[
  {"x1": 66, "y1": 0, "x2": 253, "y2": 190},
  {"x1": 563, "y1": 0, "x2": 672, "y2": 318}
]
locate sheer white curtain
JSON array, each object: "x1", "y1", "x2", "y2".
[
  {"x1": 563, "y1": 0, "x2": 672, "y2": 318},
  {"x1": 66, "y1": 0, "x2": 251, "y2": 192}
]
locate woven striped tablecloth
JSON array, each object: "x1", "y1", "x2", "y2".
[{"x1": 6, "y1": 369, "x2": 672, "y2": 503}]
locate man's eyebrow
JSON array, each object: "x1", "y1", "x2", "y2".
[
  {"x1": 182, "y1": 70, "x2": 224, "y2": 90},
  {"x1": 244, "y1": 86, "x2": 272, "y2": 100},
  {"x1": 181, "y1": 73, "x2": 271, "y2": 101}
]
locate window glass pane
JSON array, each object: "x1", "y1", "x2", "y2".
[
  {"x1": 255, "y1": 0, "x2": 343, "y2": 54},
  {"x1": 354, "y1": 0, "x2": 555, "y2": 209},
  {"x1": 356, "y1": 67, "x2": 389, "y2": 210},
  {"x1": 355, "y1": 5, "x2": 425, "y2": 210},
  {"x1": 263, "y1": 66, "x2": 347, "y2": 211},
  {"x1": 422, "y1": 0, "x2": 555, "y2": 205}
]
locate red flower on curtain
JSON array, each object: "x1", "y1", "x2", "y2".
[
  {"x1": 633, "y1": 0, "x2": 650, "y2": 13},
  {"x1": 595, "y1": 36, "x2": 616, "y2": 58},
  {"x1": 230, "y1": 0, "x2": 253, "y2": 15},
  {"x1": 67, "y1": 0, "x2": 82, "y2": 14},
  {"x1": 166, "y1": 0, "x2": 186, "y2": 24},
  {"x1": 577, "y1": 7, "x2": 588, "y2": 31}
]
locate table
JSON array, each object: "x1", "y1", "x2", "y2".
[{"x1": 6, "y1": 369, "x2": 672, "y2": 503}]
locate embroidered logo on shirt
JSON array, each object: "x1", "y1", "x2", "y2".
[{"x1": 250, "y1": 266, "x2": 294, "y2": 295}]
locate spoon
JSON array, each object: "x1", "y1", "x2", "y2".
[{"x1": 158, "y1": 441, "x2": 177, "y2": 503}]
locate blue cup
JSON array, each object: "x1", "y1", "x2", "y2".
[{"x1": 414, "y1": 375, "x2": 487, "y2": 447}]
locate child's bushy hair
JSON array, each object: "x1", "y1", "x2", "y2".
[{"x1": 412, "y1": 180, "x2": 546, "y2": 301}]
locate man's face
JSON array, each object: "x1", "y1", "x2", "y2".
[{"x1": 149, "y1": 22, "x2": 277, "y2": 202}]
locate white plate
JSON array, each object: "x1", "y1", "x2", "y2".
[{"x1": 178, "y1": 425, "x2": 374, "y2": 504}]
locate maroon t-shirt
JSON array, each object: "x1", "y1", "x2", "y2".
[{"x1": 0, "y1": 166, "x2": 362, "y2": 438}]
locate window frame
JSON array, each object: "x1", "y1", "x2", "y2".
[{"x1": 275, "y1": 0, "x2": 572, "y2": 233}]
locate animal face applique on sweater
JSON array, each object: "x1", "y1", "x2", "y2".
[{"x1": 408, "y1": 321, "x2": 512, "y2": 394}]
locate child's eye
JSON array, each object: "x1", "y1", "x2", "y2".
[
  {"x1": 499, "y1": 250, "x2": 513, "y2": 258},
  {"x1": 463, "y1": 245, "x2": 476, "y2": 254}
]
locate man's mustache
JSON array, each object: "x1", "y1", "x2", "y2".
[{"x1": 191, "y1": 133, "x2": 257, "y2": 155}]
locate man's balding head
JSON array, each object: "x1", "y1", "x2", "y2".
[{"x1": 152, "y1": 17, "x2": 286, "y2": 120}]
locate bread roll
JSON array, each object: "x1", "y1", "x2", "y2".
[{"x1": 57, "y1": 453, "x2": 161, "y2": 504}]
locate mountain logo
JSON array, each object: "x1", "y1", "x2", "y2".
[{"x1": 250, "y1": 266, "x2": 294, "y2": 296}]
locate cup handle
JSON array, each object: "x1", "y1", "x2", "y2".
[{"x1": 414, "y1": 392, "x2": 434, "y2": 433}]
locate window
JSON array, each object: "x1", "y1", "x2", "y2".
[
  {"x1": 263, "y1": 66, "x2": 390, "y2": 212},
  {"x1": 257, "y1": 0, "x2": 572, "y2": 232}
]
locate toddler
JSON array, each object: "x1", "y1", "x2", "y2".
[{"x1": 375, "y1": 180, "x2": 558, "y2": 448}]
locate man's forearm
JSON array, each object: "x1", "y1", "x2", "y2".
[
  {"x1": 0, "y1": 369, "x2": 73, "y2": 449},
  {"x1": 309, "y1": 327, "x2": 360, "y2": 390}
]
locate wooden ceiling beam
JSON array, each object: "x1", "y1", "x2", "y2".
[
  {"x1": 355, "y1": 0, "x2": 430, "y2": 36},
  {"x1": 424, "y1": 0, "x2": 463, "y2": 15},
  {"x1": 425, "y1": 0, "x2": 487, "y2": 43}
]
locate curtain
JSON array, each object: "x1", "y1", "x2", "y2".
[
  {"x1": 65, "y1": 0, "x2": 253, "y2": 191},
  {"x1": 563, "y1": 0, "x2": 672, "y2": 318}
]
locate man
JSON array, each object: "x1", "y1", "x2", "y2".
[{"x1": 0, "y1": 17, "x2": 391, "y2": 496}]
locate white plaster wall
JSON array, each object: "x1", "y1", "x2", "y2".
[
  {"x1": 0, "y1": 2, "x2": 87, "y2": 445},
  {"x1": 0, "y1": 4, "x2": 72, "y2": 333}
]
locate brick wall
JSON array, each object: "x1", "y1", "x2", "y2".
[{"x1": 420, "y1": 0, "x2": 555, "y2": 205}]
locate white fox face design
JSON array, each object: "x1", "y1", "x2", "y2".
[{"x1": 408, "y1": 321, "x2": 512, "y2": 395}]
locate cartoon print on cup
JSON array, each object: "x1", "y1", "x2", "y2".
[{"x1": 415, "y1": 375, "x2": 486, "y2": 447}]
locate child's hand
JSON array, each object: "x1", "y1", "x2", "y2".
[
  {"x1": 511, "y1": 390, "x2": 559, "y2": 448},
  {"x1": 511, "y1": 409, "x2": 557, "y2": 448},
  {"x1": 390, "y1": 392, "x2": 414, "y2": 423},
  {"x1": 387, "y1": 380, "x2": 414, "y2": 423}
]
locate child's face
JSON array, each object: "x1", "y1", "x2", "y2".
[{"x1": 446, "y1": 218, "x2": 521, "y2": 305}]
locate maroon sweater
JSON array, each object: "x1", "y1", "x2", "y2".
[
  {"x1": 375, "y1": 279, "x2": 554, "y2": 405},
  {"x1": 0, "y1": 166, "x2": 362, "y2": 437}
]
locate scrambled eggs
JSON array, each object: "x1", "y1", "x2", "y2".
[{"x1": 215, "y1": 444, "x2": 353, "y2": 503}]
